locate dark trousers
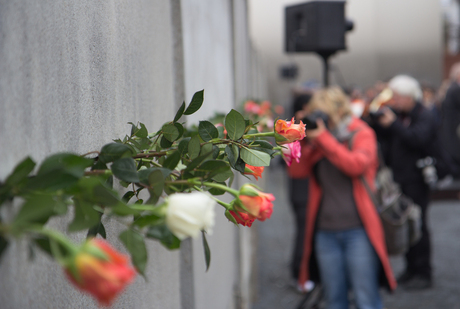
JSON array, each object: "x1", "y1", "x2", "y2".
[
  {"x1": 290, "y1": 200, "x2": 307, "y2": 280},
  {"x1": 401, "y1": 181, "x2": 432, "y2": 279}
]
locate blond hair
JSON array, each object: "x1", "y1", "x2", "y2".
[{"x1": 307, "y1": 87, "x2": 352, "y2": 127}]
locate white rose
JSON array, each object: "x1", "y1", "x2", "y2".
[{"x1": 165, "y1": 192, "x2": 216, "y2": 240}]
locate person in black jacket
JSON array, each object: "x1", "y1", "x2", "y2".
[
  {"x1": 373, "y1": 75, "x2": 435, "y2": 290},
  {"x1": 440, "y1": 63, "x2": 460, "y2": 173}
]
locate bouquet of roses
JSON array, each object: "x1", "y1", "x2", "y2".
[{"x1": 0, "y1": 90, "x2": 305, "y2": 306}]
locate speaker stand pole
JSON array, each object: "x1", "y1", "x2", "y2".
[{"x1": 317, "y1": 51, "x2": 335, "y2": 87}]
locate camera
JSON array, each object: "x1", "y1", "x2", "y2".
[
  {"x1": 416, "y1": 156, "x2": 438, "y2": 187},
  {"x1": 303, "y1": 110, "x2": 329, "y2": 130}
]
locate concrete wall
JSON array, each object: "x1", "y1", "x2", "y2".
[
  {"x1": 181, "y1": 1, "x2": 260, "y2": 309},
  {"x1": 248, "y1": 0, "x2": 443, "y2": 107},
  {"x1": 0, "y1": 0, "x2": 262, "y2": 309},
  {"x1": 0, "y1": 1, "x2": 180, "y2": 308}
]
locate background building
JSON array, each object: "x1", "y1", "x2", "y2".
[{"x1": 249, "y1": 0, "x2": 444, "y2": 107}]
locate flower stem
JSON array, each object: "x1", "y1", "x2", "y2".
[
  {"x1": 84, "y1": 169, "x2": 113, "y2": 177},
  {"x1": 243, "y1": 132, "x2": 275, "y2": 139},
  {"x1": 193, "y1": 186, "x2": 231, "y2": 210},
  {"x1": 188, "y1": 179, "x2": 239, "y2": 196},
  {"x1": 26, "y1": 226, "x2": 79, "y2": 256}
]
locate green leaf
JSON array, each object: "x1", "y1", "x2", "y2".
[
  {"x1": 135, "y1": 123, "x2": 148, "y2": 138},
  {"x1": 202, "y1": 231, "x2": 211, "y2": 271},
  {"x1": 185, "y1": 150, "x2": 214, "y2": 172},
  {"x1": 122, "y1": 191, "x2": 135, "y2": 203},
  {"x1": 194, "y1": 160, "x2": 228, "y2": 178},
  {"x1": 217, "y1": 126, "x2": 225, "y2": 139},
  {"x1": 163, "y1": 151, "x2": 181, "y2": 170},
  {"x1": 33, "y1": 236, "x2": 72, "y2": 259},
  {"x1": 244, "y1": 119, "x2": 255, "y2": 133},
  {"x1": 188, "y1": 135, "x2": 201, "y2": 160},
  {"x1": 275, "y1": 131, "x2": 289, "y2": 144},
  {"x1": 111, "y1": 158, "x2": 139, "y2": 183},
  {"x1": 207, "y1": 181, "x2": 227, "y2": 195},
  {"x1": 138, "y1": 168, "x2": 171, "y2": 186},
  {"x1": 200, "y1": 143, "x2": 213, "y2": 160},
  {"x1": 86, "y1": 214, "x2": 106, "y2": 239},
  {"x1": 212, "y1": 169, "x2": 233, "y2": 182},
  {"x1": 178, "y1": 137, "x2": 191, "y2": 156},
  {"x1": 160, "y1": 135, "x2": 173, "y2": 148},
  {"x1": 252, "y1": 140, "x2": 274, "y2": 149},
  {"x1": 37, "y1": 153, "x2": 94, "y2": 178},
  {"x1": 212, "y1": 145, "x2": 220, "y2": 159},
  {"x1": 5, "y1": 157, "x2": 36, "y2": 186},
  {"x1": 12, "y1": 194, "x2": 62, "y2": 228},
  {"x1": 225, "y1": 145, "x2": 238, "y2": 168},
  {"x1": 119, "y1": 229, "x2": 148, "y2": 276},
  {"x1": 225, "y1": 209, "x2": 238, "y2": 225},
  {"x1": 174, "y1": 101, "x2": 186, "y2": 122},
  {"x1": 146, "y1": 225, "x2": 181, "y2": 250},
  {"x1": 174, "y1": 123, "x2": 184, "y2": 140},
  {"x1": 162, "y1": 124, "x2": 180, "y2": 142},
  {"x1": 224, "y1": 109, "x2": 246, "y2": 140},
  {"x1": 148, "y1": 169, "x2": 165, "y2": 199},
  {"x1": 68, "y1": 199, "x2": 101, "y2": 232},
  {"x1": 198, "y1": 121, "x2": 218, "y2": 142},
  {"x1": 99, "y1": 143, "x2": 134, "y2": 164},
  {"x1": 184, "y1": 90, "x2": 204, "y2": 115},
  {"x1": 92, "y1": 184, "x2": 121, "y2": 206},
  {"x1": 234, "y1": 157, "x2": 246, "y2": 174},
  {"x1": 26, "y1": 153, "x2": 94, "y2": 191},
  {"x1": 240, "y1": 147, "x2": 271, "y2": 167},
  {"x1": 133, "y1": 214, "x2": 163, "y2": 228}
]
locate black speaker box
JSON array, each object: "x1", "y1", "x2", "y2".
[{"x1": 285, "y1": 1, "x2": 348, "y2": 53}]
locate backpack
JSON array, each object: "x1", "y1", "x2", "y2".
[{"x1": 349, "y1": 132, "x2": 422, "y2": 255}]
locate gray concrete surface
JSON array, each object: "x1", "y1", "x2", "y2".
[
  {"x1": 0, "y1": 1, "x2": 262, "y2": 308},
  {"x1": 252, "y1": 165, "x2": 460, "y2": 309}
]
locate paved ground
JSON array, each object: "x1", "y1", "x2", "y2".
[{"x1": 251, "y1": 165, "x2": 460, "y2": 309}]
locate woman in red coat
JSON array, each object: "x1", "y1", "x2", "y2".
[{"x1": 288, "y1": 88, "x2": 396, "y2": 309}]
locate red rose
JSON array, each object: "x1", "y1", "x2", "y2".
[
  {"x1": 238, "y1": 184, "x2": 275, "y2": 221},
  {"x1": 229, "y1": 210, "x2": 256, "y2": 227},
  {"x1": 275, "y1": 117, "x2": 306, "y2": 144},
  {"x1": 281, "y1": 141, "x2": 301, "y2": 167},
  {"x1": 65, "y1": 238, "x2": 136, "y2": 306},
  {"x1": 244, "y1": 164, "x2": 264, "y2": 180}
]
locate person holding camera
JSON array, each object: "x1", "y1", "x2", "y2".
[
  {"x1": 288, "y1": 87, "x2": 396, "y2": 309},
  {"x1": 373, "y1": 75, "x2": 436, "y2": 290}
]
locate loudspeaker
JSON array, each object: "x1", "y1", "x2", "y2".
[{"x1": 285, "y1": 1, "x2": 352, "y2": 53}]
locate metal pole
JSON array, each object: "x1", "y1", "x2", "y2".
[{"x1": 317, "y1": 52, "x2": 334, "y2": 87}]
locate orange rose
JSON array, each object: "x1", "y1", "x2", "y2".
[
  {"x1": 65, "y1": 238, "x2": 136, "y2": 306},
  {"x1": 238, "y1": 184, "x2": 275, "y2": 221},
  {"x1": 244, "y1": 164, "x2": 264, "y2": 180},
  {"x1": 275, "y1": 117, "x2": 306, "y2": 144},
  {"x1": 229, "y1": 210, "x2": 256, "y2": 227}
]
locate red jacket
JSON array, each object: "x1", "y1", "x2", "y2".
[{"x1": 288, "y1": 117, "x2": 397, "y2": 291}]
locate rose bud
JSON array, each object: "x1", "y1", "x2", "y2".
[
  {"x1": 165, "y1": 192, "x2": 216, "y2": 240},
  {"x1": 64, "y1": 238, "x2": 136, "y2": 306},
  {"x1": 275, "y1": 117, "x2": 306, "y2": 144},
  {"x1": 229, "y1": 210, "x2": 256, "y2": 227},
  {"x1": 244, "y1": 164, "x2": 264, "y2": 180},
  {"x1": 238, "y1": 184, "x2": 275, "y2": 221},
  {"x1": 281, "y1": 141, "x2": 301, "y2": 167}
]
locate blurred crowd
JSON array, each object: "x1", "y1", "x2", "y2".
[{"x1": 283, "y1": 65, "x2": 460, "y2": 309}]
